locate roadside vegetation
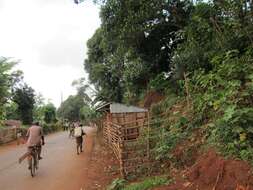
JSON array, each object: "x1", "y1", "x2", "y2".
[
  {"x1": 107, "y1": 176, "x2": 172, "y2": 190},
  {"x1": 85, "y1": 0, "x2": 253, "y2": 188},
  {"x1": 57, "y1": 78, "x2": 101, "y2": 124},
  {"x1": 2, "y1": 0, "x2": 253, "y2": 188},
  {"x1": 0, "y1": 57, "x2": 97, "y2": 132},
  {"x1": 0, "y1": 57, "x2": 59, "y2": 132}
]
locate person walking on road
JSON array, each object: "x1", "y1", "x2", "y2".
[
  {"x1": 69, "y1": 122, "x2": 75, "y2": 138},
  {"x1": 74, "y1": 124, "x2": 86, "y2": 155},
  {"x1": 16, "y1": 128, "x2": 23, "y2": 145}
]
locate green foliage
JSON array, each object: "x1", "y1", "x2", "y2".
[
  {"x1": 57, "y1": 78, "x2": 94, "y2": 123},
  {"x1": 86, "y1": 0, "x2": 253, "y2": 167},
  {"x1": 0, "y1": 57, "x2": 36, "y2": 124},
  {"x1": 42, "y1": 122, "x2": 61, "y2": 134},
  {"x1": 107, "y1": 178, "x2": 127, "y2": 190},
  {"x1": 32, "y1": 94, "x2": 58, "y2": 125},
  {"x1": 0, "y1": 57, "x2": 19, "y2": 120},
  {"x1": 72, "y1": 78, "x2": 92, "y2": 103},
  {"x1": 107, "y1": 176, "x2": 171, "y2": 190},
  {"x1": 43, "y1": 103, "x2": 57, "y2": 124},
  {"x1": 172, "y1": 2, "x2": 217, "y2": 76},
  {"x1": 189, "y1": 49, "x2": 253, "y2": 163},
  {"x1": 85, "y1": 28, "x2": 125, "y2": 103},
  {"x1": 5, "y1": 102, "x2": 19, "y2": 120},
  {"x1": 150, "y1": 89, "x2": 179, "y2": 116},
  {"x1": 80, "y1": 106, "x2": 101, "y2": 124},
  {"x1": 190, "y1": 51, "x2": 253, "y2": 117},
  {"x1": 123, "y1": 176, "x2": 171, "y2": 190},
  {"x1": 85, "y1": 0, "x2": 193, "y2": 103},
  {"x1": 57, "y1": 95, "x2": 86, "y2": 122},
  {"x1": 154, "y1": 117, "x2": 188, "y2": 161},
  {"x1": 148, "y1": 73, "x2": 170, "y2": 92},
  {"x1": 33, "y1": 94, "x2": 46, "y2": 123},
  {"x1": 155, "y1": 131, "x2": 182, "y2": 161},
  {"x1": 12, "y1": 84, "x2": 35, "y2": 125}
]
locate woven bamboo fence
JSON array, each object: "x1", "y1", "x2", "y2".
[
  {"x1": 103, "y1": 112, "x2": 175, "y2": 179},
  {"x1": 103, "y1": 112, "x2": 152, "y2": 178}
]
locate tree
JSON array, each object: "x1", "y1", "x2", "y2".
[
  {"x1": 57, "y1": 95, "x2": 86, "y2": 122},
  {"x1": 13, "y1": 84, "x2": 35, "y2": 125},
  {"x1": 171, "y1": 0, "x2": 253, "y2": 79},
  {"x1": 5, "y1": 102, "x2": 19, "y2": 120},
  {"x1": 33, "y1": 93, "x2": 46, "y2": 122},
  {"x1": 85, "y1": 28, "x2": 125, "y2": 103},
  {"x1": 84, "y1": 0, "x2": 193, "y2": 103},
  {"x1": 0, "y1": 57, "x2": 17, "y2": 120},
  {"x1": 58, "y1": 78, "x2": 93, "y2": 121},
  {"x1": 43, "y1": 103, "x2": 57, "y2": 124},
  {"x1": 71, "y1": 78, "x2": 92, "y2": 103}
]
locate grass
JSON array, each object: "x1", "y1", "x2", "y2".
[
  {"x1": 107, "y1": 176, "x2": 172, "y2": 190},
  {"x1": 123, "y1": 176, "x2": 172, "y2": 190}
]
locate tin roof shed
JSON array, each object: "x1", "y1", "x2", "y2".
[
  {"x1": 96, "y1": 103, "x2": 148, "y2": 113},
  {"x1": 110, "y1": 103, "x2": 148, "y2": 113}
]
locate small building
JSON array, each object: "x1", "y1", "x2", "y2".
[
  {"x1": 96, "y1": 102, "x2": 149, "y2": 141},
  {"x1": 0, "y1": 120, "x2": 22, "y2": 144},
  {"x1": 96, "y1": 102, "x2": 149, "y2": 177}
]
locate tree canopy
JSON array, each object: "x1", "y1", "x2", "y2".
[
  {"x1": 0, "y1": 57, "x2": 57, "y2": 126},
  {"x1": 0, "y1": 57, "x2": 23, "y2": 121},
  {"x1": 83, "y1": 0, "x2": 253, "y2": 164},
  {"x1": 43, "y1": 103, "x2": 57, "y2": 124},
  {"x1": 85, "y1": 0, "x2": 193, "y2": 103},
  {"x1": 12, "y1": 84, "x2": 35, "y2": 125},
  {"x1": 57, "y1": 78, "x2": 94, "y2": 122}
]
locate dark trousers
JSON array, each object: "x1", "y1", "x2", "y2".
[{"x1": 76, "y1": 136, "x2": 83, "y2": 153}]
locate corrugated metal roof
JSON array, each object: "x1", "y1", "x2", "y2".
[
  {"x1": 110, "y1": 103, "x2": 148, "y2": 113},
  {"x1": 95, "y1": 102, "x2": 110, "y2": 111}
]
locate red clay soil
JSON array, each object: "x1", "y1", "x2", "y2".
[
  {"x1": 82, "y1": 134, "x2": 121, "y2": 189},
  {"x1": 155, "y1": 150, "x2": 253, "y2": 190},
  {"x1": 142, "y1": 91, "x2": 164, "y2": 108}
]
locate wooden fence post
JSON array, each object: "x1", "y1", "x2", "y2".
[
  {"x1": 119, "y1": 127, "x2": 125, "y2": 178},
  {"x1": 184, "y1": 72, "x2": 191, "y2": 110},
  {"x1": 147, "y1": 111, "x2": 151, "y2": 176}
]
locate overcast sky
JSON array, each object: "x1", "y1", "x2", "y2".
[{"x1": 0, "y1": 0, "x2": 100, "y2": 107}]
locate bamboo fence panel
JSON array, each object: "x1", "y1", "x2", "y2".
[{"x1": 103, "y1": 111, "x2": 172, "y2": 178}]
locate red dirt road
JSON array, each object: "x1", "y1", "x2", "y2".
[{"x1": 0, "y1": 127, "x2": 119, "y2": 190}]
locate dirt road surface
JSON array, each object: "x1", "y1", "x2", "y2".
[{"x1": 0, "y1": 127, "x2": 109, "y2": 190}]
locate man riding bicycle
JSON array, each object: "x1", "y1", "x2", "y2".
[
  {"x1": 26, "y1": 121, "x2": 45, "y2": 159},
  {"x1": 19, "y1": 121, "x2": 45, "y2": 163}
]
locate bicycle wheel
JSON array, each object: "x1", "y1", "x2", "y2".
[
  {"x1": 30, "y1": 155, "x2": 36, "y2": 177},
  {"x1": 35, "y1": 152, "x2": 39, "y2": 170}
]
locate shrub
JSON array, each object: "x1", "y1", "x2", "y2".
[
  {"x1": 123, "y1": 176, "x2": 171, "y2": 190},
  {"x1": 190, "y1": 51, "x2": 253, "y2": 163},
  {"x1": 42, "y1": 122, "x2": 61, "y2": 134},
  {"x1": 107, "y1": 178, "x2": 127, "y2": 190},
  {"x1": 107, "y1": 176, "x2": 171, "y2": 190}
]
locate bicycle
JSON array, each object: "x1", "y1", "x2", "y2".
[{"x1": 27, "y1": 145, "x2": 39, "y2": 177}]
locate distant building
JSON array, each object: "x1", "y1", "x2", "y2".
[{"x1": 3, "y1": 120, "x2": 22, "y2": 128}]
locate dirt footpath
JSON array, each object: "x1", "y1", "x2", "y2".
[
  {"x1": 80, "y1": 128, "x2": 120, "y2": 189},
  {"x1": 0, "y1": 127, "x2": 119, "y2": 190}
]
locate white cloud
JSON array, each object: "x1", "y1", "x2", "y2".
[{"x1": 0, "y1": 0, "x2": 100, "y2": 107}]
